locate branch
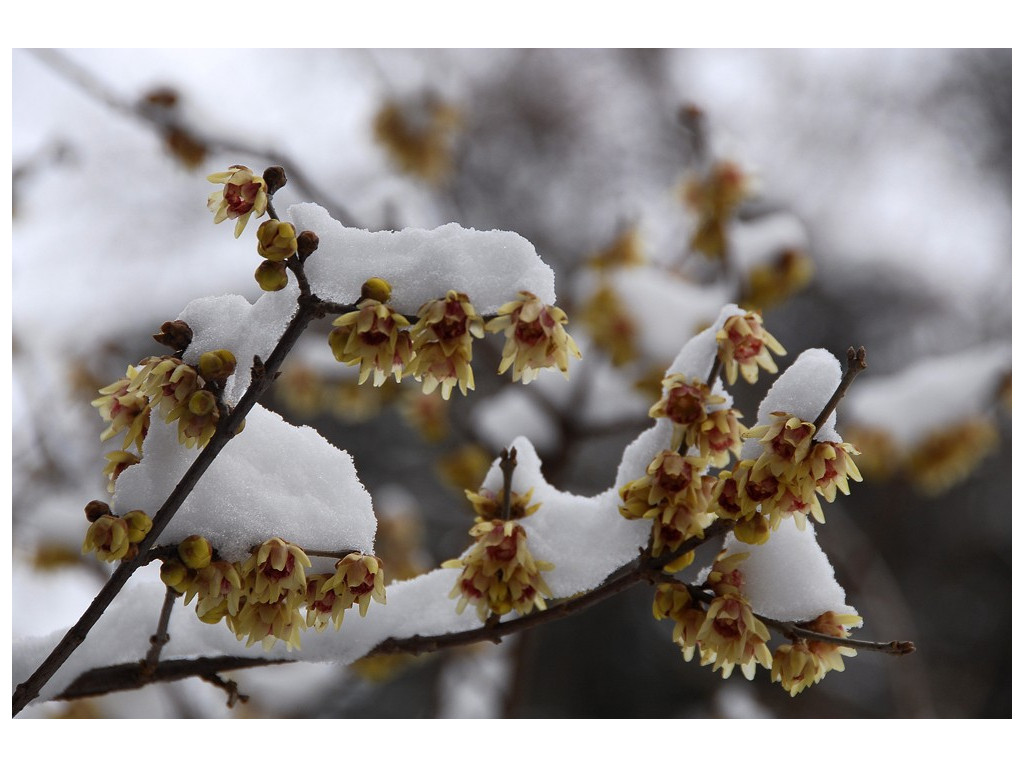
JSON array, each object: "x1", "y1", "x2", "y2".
[
  {"x1": 814, "y1": 346, "x2": 868, "y2": 434},
  {"x1": 141, "y1": 586, "x2": 178, "y2": 674},
  {"x1": 52, "y1": 520, "x2": 736, "y2": 702}
]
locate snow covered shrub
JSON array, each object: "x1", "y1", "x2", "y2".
[{"x1": 10, "y1": 159, "x2": 919, "y2": 717}]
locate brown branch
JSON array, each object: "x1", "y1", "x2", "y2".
[
  {"x1": 51, "y1": 520, "x2": 736, "y2": 703},
  {"x1": 13, "y1": 238, "x2": 324, "y2": 716},
  {"x1": 499, "y1": 447, "x2": 517, "y2": 520},
  {"x1": 141, "y1": 586, "x2": 178, "y2": 674},
  {"x1": 200, "y1": 672, "x2": 249, "y2": 708},
  {"x1": 814, "y1": 346, "x2": 868, "y2": 433}
]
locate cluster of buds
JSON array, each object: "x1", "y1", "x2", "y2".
[
  {"x1": 329, "y1": 281, "x2": 580, "y2": 400},
  {"x1": 81, "y1": 502, "x2": 152, "y2": 564},
  {"x1": 619, "y1": 452, "x2": 715, "y2": 572},
  {"x1": 159, "y1": 535, "x2": 386, "y2": 650},
  {"x1": 443, "y1": 486, "x2": 552, "y2": 621},
  {"x1": 649, "y1": 374, "x2": 743, "y2": 463},
  {"x1": 712, "y1": 412, "x2": 862, "y2": 532}
]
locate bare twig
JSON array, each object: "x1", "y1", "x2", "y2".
[
  {"x1": 814, "y1": 346, "x2": 868, "y2": 434},
  {"x1": 141, "y1": 586, "x2": 178, "y2": 674},
  {"x1": 200, "y1": 673, "x2": 249, "y2": 708},
  {"x1": 499, "y1": 447, "x2": 517, "y2": 520}
]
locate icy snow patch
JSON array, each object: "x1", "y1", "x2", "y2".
[
  {"x1": 289, "y1": 203, "x2": 556, "y2": 314},
  {"x1": 114, "y1": 403, "x2": 376, "y2": 562}
]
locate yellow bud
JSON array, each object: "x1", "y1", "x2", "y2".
[
  {"x1": 188, "y1": 390, "x2": 217, "y2": 416},
  {"x1": 361, "y1": 277, "x2": 392, "y2": 303},
  {"x1": 256, "y1": 219, "x2": 298, "y2": 262},
  {"x1": 123, "y1": 510, "x2": 153, "y2": 544},
  {"x1": 178, "y1": 535, "x2": 212, "y2": 570},
  {"x1": 197, "y1": 603, "x2": 229, "y2": 624},
  {"x1": 255, "y1": 260, "x2": 289, "y2": 291},
  {"x1": 160, "y1": 559, "x2": 190, "y2": 591},
  {"x1": 198, "y1": 349, "x2": 237, "y2": 381}
]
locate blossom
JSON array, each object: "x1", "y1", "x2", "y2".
[
  {"x1": 407, "y1": 291, "x2": 484, "y2": 399},
  {"x1": 303, "y1": 573, "x2": 345, "y2": 631},
  {"x1": 129, "y1": 356, "x2": 200, "y2": 417},
  {"x1": 102, "y1": 450, "x2": 140, "y2": 493},
  {"x1": 747, "y1": 412, "x2": 816, "y2": 477},
  {"x1": 743, "y1": 248, "x2": 814, "y2": 310},
  {"x1": 906, "y1": 418, "x2": 998, "y2": 495},
  {"x1": 580, "y1": 282, "x2": 637, "y2": 366},
  {"x1": 652, "y1": 583, "x2": 706, "y2": 661},
  {"x1": 465, "y1": 486, "x2": 541, "y2": 521},
  {"x1": 82, "y1": 515, "x2": 131, "y2": 563},
  {"x1": 586, "y1": 226, "x2": 646, "y2": 271},
  {"x1": 207, "y1": 165, "x2": 268, "y2": 237},
  {"x1": 696, "y1": 593, "x2": 773, "y2": 680},
  {"x1": 92, "y1": 366, "x2": 150, "y2": 451},
  {"x1": 649, "y1": 375, "x2": 726, "y2": 452},
  {"x1": 682, "y1": 161, "x2": 752, "y2": 260},
  {"x1": 694, "y1": 407, "x2": 745, "y2": 467},
  {"x1": 771, "y1": 641, "x2": 822, "y2": 697},
  {"x1": 320, "y1": 553, "x2": 387, "y2": 619},
  {"x1": 373, "y1": 96, "x2": 461, "y2": 182},
  {"x1": 486, "y1": 291, "x2": 581, "y2": 383},
  {"x1": 184, "y1": 560, "x2": 245, "y2": 618},
  {"x1": 228, "y1": 599, "x2": 304, "y2": 650},
  {"x1": 806, "y1": 440, "x2": 863, "y2": 502},
  {"x1": 443, "y1": 519, "x2": 553, "y2": 621},
  {"x1": 715, "y1": 311, "x2": 786, "y2": 385},
  {"x1": 241, "y1": 538, "x2": 312, "y2": 606},
  {"x1": 328, "y1": 299, "x2": 413, "y2": 386},
  {"x1": 771, "y1": 611, "x2": 861, "y2": 695}
]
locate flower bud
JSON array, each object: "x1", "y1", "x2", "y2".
[
  {"x1": 198, "y1": 349, "x2": 237, "y2": 381},
  {"x1": 262, "y1": 165, "x2": 287, "y2": 195},
  {"x1": 188, "y1": 390, "x2": 218, "y2": 416},
  {"x1": 153, "y1": 320, "x2": 193, "y2": 351},
  {"x1": 361, "y1": 277, "x2": 392, "y2": 304},
  {"x1": 255, "y1": 260, "x2": 289, "y2": 292},
  {"x1": 197, "y1": 602, "x2": 229, "y2": 624},
  {"x1": 178, "y1": 535, "x2": 213, "y2": 570},
  {"x1": 84, "y1": 500, "x2": 111, "y2": 523},
  {"x1": 256, "y1": 220, "x2": 298, "y2": 262},
  {"x1": 160, "y1": 559, "x2": 190, "y2": 592},
  {"x1": 297, "y1": 230, "x2": 319, "y2": 260},
  {"x1": 123, "y1": 510, "x2": 153, "y2": 544}
]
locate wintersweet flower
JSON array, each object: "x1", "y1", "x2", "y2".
[
  {"x1": 373, "y1": 96, "x2": 461, "y2": 182},
  {"x1": 771, "y1": 640, "x2": 822, "y2": 697},
  {"x1": 747, "y1": 412, "x2": 816, "y2": 476},
  {"x1": 486, "y1": 291, "x2": 581, "y2": 383},
  {"x1": 696, "y1": 593, "x2": 773, "y2": 680},
  {"x1": 906, "y1": 418, "x2": 998, "y2": 495},
  {"x1": 443, "y1": 519, "x2": 553, "y2": 621},
  {"x1": 580, "y1": 282, "x2": 637, "y2": 367},
  {"x1": 586, "y1": 226, "x2": 646, "y2": 271},
  {"x1": 304, "y1": 573, "x2": 345, "y2": 631},
  {"x1": 102, "y1": 450, "x2": 140, "y2": 493},
  {"x1": 649, "y1": 375, "x2": 726, "y2": 452},
  {"x1": 694, "y1": 407, "x2": 745, "y2": 467},
  {"x1": 207, "y1": 165, "x2": 269, "y2": 238},
  {"x1": 652, "y1": 583, "x2": 706, "y2": 661},
  {"x1": 184, "y1": 560, "x2": 245, "y2": 618},
  {"x1": 408, "y1": 291, "x2": 485, "y2": 399},
  {"x1": 772, "y1": 611, "x2": 861, "y2": 695},
  {"x1": 130, "y1": 356, "x2": 200, "y2": 417},
  {"x1": 744, "y1": 248, "x2": 814, "y2": 310},
  {"x1": 466, "y1": 486, "x2": 541, "y2": 522},
  {"x1": 321, "y1": 553, "x2": 387, "y2": 618},
  {"x1": 241, "y1": 538, "x2": 312, "y2": 606},
  {"x1": 806, "y1": 440, "x2": 863, "y2": 502},
  {"x1": 803, "y1": 611, "x2": 861, "y2": 676},
  {"x1": 328, "y1": 299, "x2": 413, "y2": 386},
  {"x1": 228, "y1": 599, "x2": 304, "y2": 650},
  {"x1": 82, "y1": 515, "x2": 131, "y2": 563},
  {"x1": 167, "y1": 389, "x2": 220, "y2": 449},
  {"x1": 715, "y1": 311, "x2": 786, "y2": 385},
  {"x1": 92, "y1": 366, "x2": 150, "y2": 451},
  {"x1": 618, "y1": 452, "x2": 709, "y2": 521},
  {"x1": 683, "y1": 161, "x2": 751, "y2": 260}
]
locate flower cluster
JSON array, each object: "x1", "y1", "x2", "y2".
[
  {"x1": 160, "y1": 535, "x2": 386, "y2": 650},
  {"x1": 649, "y1": 374, "x2": 743, "y2": 462},
  {"x1": 771, "y1": 611, "x2": 861, "y2": 696},
  {"x1": 93, "y1": 347, "x2": 237, "y2": 494},
  {"x1": 328, "y1": 282, "x2": 579, "y2": 400},
  {"x1": 81, "y1": 507, "x2": 153, "y2": 564},
  {"x1": 443, "y1": 488, "x2": 553, "y2": 621}
]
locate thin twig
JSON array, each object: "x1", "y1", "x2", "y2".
[
  {"x1": 499, "y1": 447, "x2": 517, "y2": 520},
  {"x1": 141, "y1": 586, "x2": 178, "y2": 674},
  {"x1": 813, "y1": 346, "x2": 868, "y2": 433},
  {"x1": 200, "y1": 673, "x2": 249, "y2": 708}
]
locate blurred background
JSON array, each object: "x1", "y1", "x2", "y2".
[{"x1": 11, "y1": 48, "x2": 1011, "y2": 718}]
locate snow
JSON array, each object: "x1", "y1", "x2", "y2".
[
  {"x1": 113, "y1": 403, "x2": 376, "y2": 563},
  {"x1": 717, "y1": 517, "x2": 853, "y2": 623},
  {"x1": 843, "y1": 343, "x2": 1010, "y2": 448},
  {"x1": 730, "y1": 212, "x2": 809, "y2": 274},
  {"x1": 290, "y1": 203, "x2": 557, "y2": 315},
  {"x1": 471, "y1": 389, "x2": 560, "y2": 455}
]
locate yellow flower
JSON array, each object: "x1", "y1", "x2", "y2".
[
  {"x1": 696, "y1": 593, "x2": 773, "y2": 680},
  {"x1": 228, "y1": 599, "x2": 304, "y2": 650},
  {"x1": 130, "y1": 356, "x2": 200, "y2": 418},
  {"x1": 304, "y1": 573, "x2": 345, "y2": 631},
  {"x1": 320, "y1": 553, "x2": 387, "y2": 619},
  {"x1": 407, "y1": 291, "x2": 484, "y2": 399},
  {"x1": 328, "y1": 299, "x2": 413, "y2": 386},
  {"x1": 102, "y1": 450, "x2": 140, "y2": 493},
  {"x1": 373, "y1": 96, "x2": 461, "y2": 183},
  {"x1": 184, "y1": 560, "x2": 246, "y2": 618},
  {"x1": 743, "y1": 248, "x2": 814, "y2": 310},
  {"x1": 682, "y1": 161, "x2": 751, "y2": 260},
  {"x1": 586, "y1": 226, "x2": 647, "y2": 271},
  {"x1": 92, "y1": 366, "x2": 150, "y2": 451},
  {"x1": 652, "y1": 583, "x2": 706, "y2": 661},
  {"x1": 399, "y1": 389, "x2": 449, "y2": 442},
  {"x1": 82, "y1": 515, "x2": 131, "y2": 563},
  {"x1": 256, "y1": 219, "x2": 298, "y2": 261},
  {"x1": 486, "y1": 291, "x2": 581, "y2": 383},
  {"x1": 465, "y1": 486, "x2": 541, "y2": 522},
  {"x1": 649, "y1": 375, "x2": 726, "y2": 453},
  {"x1": 207, "y1": 165, "x2": 269, "y2": 237},
  {"x1": 806, "y1": 440, "x2": 863, "y2": 502},
  {"x1": 580, "y1": 282, "x2": 638, "y2": 367},
  {"x1": 715, "y1": 311, "x2": 786, "y2": 385},
  {"x1": 746, "y1": 412, "x2": 816, "y2": 476},
  {"x1": 772, "y1": 611, "x2": 861, "y2": 695},
  {"x1": 906, "y1": 418, "x2": 999, "y2": 495},
  {"x1": 771, "y1": 640, "x2": 822, "y2": 697},
  {"x1": 240, "y1": 538, "x2": 312, "y2": 606},
  {"x1": 694, "y1": 407, "x2": 745, "y2": 467},
  {"x1": 443, "y1": 519, "x2": 553, "y2": 621}
]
